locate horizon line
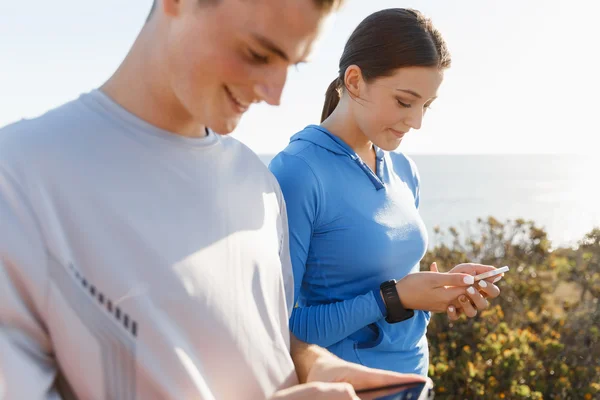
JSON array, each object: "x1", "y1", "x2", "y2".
[{"x1": 257, "y1": 152, "x2": 595, "y2": 156}]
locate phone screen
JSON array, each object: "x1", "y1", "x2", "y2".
[{"x1": 356, "y1": 381, "x2": 434, "y2": 400}]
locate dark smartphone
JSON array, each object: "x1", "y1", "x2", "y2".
[{"x1": 355, "y1": 381, "x2": 435, "y2": 400}]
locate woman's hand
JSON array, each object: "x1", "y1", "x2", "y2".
[
  {"x1": 393, "y1": 270, "x2": 476, "y2": 313},
  {"x1": 430, "y1": 262, "x2": 502, "y2": 320}
]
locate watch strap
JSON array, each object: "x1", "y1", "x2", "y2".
[{"x1": 380, "y1": 280, "x2": 414, "y2": 323}]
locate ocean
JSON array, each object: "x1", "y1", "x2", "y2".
[{"x1": 259, "y1": 154, "x2": 600, "y2": 249}]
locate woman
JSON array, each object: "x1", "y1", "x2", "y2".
[{"x1": 269, "y1": 8, "x2": 502, "y2": 376}]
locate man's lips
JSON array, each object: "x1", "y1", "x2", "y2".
[{"x1": 225, "y1": 85, "x2": 251, "y2": 113}]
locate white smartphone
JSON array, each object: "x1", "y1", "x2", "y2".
[{"x1": 474, "y1": 266, "x2": 509, "y2": 282}]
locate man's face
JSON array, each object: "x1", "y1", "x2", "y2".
[{"x1": 164, "y1": 0, "x2": 328, "y2": 134}]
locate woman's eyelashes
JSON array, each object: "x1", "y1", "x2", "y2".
[
  {"x1": 396, "y1": 98, "x2": 411, "y2": 108},
  {"x1": 396, "y1": 97, "x2": 434, "y2": 110},
  {"x1": 247, "y1": 48, "x2": 270, "y2": 64}
]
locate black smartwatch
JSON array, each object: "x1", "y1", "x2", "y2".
[{"x1": 380, "y1": 279, "x2": 414, "y2": 323}]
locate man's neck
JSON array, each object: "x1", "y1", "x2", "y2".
[{"x1": 100, "y1": 23, "x2": 206, "y2": 138}]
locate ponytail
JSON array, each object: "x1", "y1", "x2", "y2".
[{"x1": 320, "y1": 77, "x2": 342, "y2": 122}]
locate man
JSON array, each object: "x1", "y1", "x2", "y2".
[{"x1": 0, "y1": 1, "x2": 438, "y2": 398}]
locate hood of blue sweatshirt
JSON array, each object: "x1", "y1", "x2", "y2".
[{"x1": 289, "y1": 125, "x2": 386, "y2": 190}]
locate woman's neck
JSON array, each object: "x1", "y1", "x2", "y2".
[
  {"x1": 321, "y1": 100, "x2": 377, "y2": 171},
  {"x1": 321, "y1": 104, "x2": 373, "y2": 157}
]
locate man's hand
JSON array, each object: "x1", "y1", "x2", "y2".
[
  {"x1": 271, "y1": 356, "x2": 428, "y2": 400},
  {"x1": 271, "y1": 381, "x2": 361, "y2": 400},
  {"x1": 306, "y1": 352, "x2": 428, "y2": 392},
  {"x1": 286, "y1": 335, "x2": 429, "y2": 399}
]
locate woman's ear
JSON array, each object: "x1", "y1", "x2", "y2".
[{"x1": 343, "y1": 65, "x2": 363, "y2": 99}]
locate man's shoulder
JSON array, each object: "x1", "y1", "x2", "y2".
[
  {"x1": 0, "y1": 95, "x2": 90, "y2": 162},
  {"x1": 219, "y1": 135, "x2": 285, "y2": 203},
  {"x1": 219, "y1": 135, "x2": 272, "y2": 174},
  {"x1": 0, "y1": 94, "x2": 110, "y2": 192}
]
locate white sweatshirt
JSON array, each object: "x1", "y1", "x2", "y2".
[{"x1": 0, "y1": 90, "x2": 297, "y2": 400}]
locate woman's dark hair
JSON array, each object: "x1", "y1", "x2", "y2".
[{"x1": 321, "y1": 8, "x2": 451, "y2": 122}]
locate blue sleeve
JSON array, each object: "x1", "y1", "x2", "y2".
[
  {"x1": 270, "y1": 151, "x2": 386, "y2": 347},
  {"x1": 269, "y1": 152, "x2": 317, "y2": 305},
  {"x1": 404, "y1": 155, "x2": 421, "y2": 209},
  {"x1": 404, "y1": 156, "x2": 430, "y2": 319},
  {"x1": 289, "y1": 291, "x2": 386, "y2": 347}
]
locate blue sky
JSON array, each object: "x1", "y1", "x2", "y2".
[{"x1": 1, "y1": 0, "x2": 598, "y2": 154}]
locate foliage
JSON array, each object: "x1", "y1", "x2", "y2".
[{"x1": 425, "y1": 218, "x2": 600, "y2": 399}]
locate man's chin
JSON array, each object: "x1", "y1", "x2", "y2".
[
  {"x1": 209, "y1": 116, "x2": 241, "y2": 136},
  {"x1": 212, "y1": 129, "x2": 235, "y2": 136}
]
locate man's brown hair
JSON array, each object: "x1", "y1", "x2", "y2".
[{"x1": 147, "y1": 0, "x2": 343, "y2": 22}]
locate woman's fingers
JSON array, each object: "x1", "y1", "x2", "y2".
[
  {"x1": 458, "y1": 294, "x2": 478, "y2": 317},
  {"x1": 466, "y1": 286, "x2": 489, "y2": 311},
  {"x1": 430, "y1": 262, "x2": 439, "y2": 273},
  {"x1": 450, "y1": 263, "x2": 496, "y2": 276},
  {"x1": 434, "y1": 272, "x2": 476, "y2": 289},
  {"x1": 447, "y1": 303, "x2": 460, "y2": 321},
  {"x1": 448, "y1": 278, "x2": 501, "y2": 322},
  {"x1": 477, "y1": 279, "x2": 501, "y2": 299}
]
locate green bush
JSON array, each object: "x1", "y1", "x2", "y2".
[{"x1": 425, "y1": 218, "x2": 600, "y2": 399}]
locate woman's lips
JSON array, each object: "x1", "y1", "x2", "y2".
[{"x1": 389, "y1": 128, "x2": 407, "y2": 138}]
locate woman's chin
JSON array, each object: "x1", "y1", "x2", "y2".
[{"x1": 376, "y1": 138, "x2": 403, "y2": 152}]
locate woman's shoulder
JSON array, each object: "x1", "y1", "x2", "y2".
[
  {"x1": 269, "y1": 126, "x2": 335, "y2": 175},
  {"x1": 269, "y1": 151, "x2": 322, "y2": 195},
  {"x1": 269, "y1": 142, "x2": 326, "y2": 213}
]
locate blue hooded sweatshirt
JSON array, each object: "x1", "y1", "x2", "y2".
[{"x1": 269, "y1": 125, "x2": 430, "y2": 376}]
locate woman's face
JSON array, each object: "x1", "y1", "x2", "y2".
[{"x1": 351, "y1": 66, "x2": 444, "y2": 151}]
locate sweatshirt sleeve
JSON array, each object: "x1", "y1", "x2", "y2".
[
  {"x1": 269, "y1": 152, "x2": 386, "y2": 348},
  {"x1": 0, "y1": 165, "x2": 62, "y2": 399},
  {"x1": 406, "y1": 155, "x2": 421, "y2": 209},
  {"x1": 269, "y1": 152, "x2": 317, "y2": 306}
]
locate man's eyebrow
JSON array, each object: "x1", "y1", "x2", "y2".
[{"x1": 252, "y1": 34, "x2": 289, "y2": 62}]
